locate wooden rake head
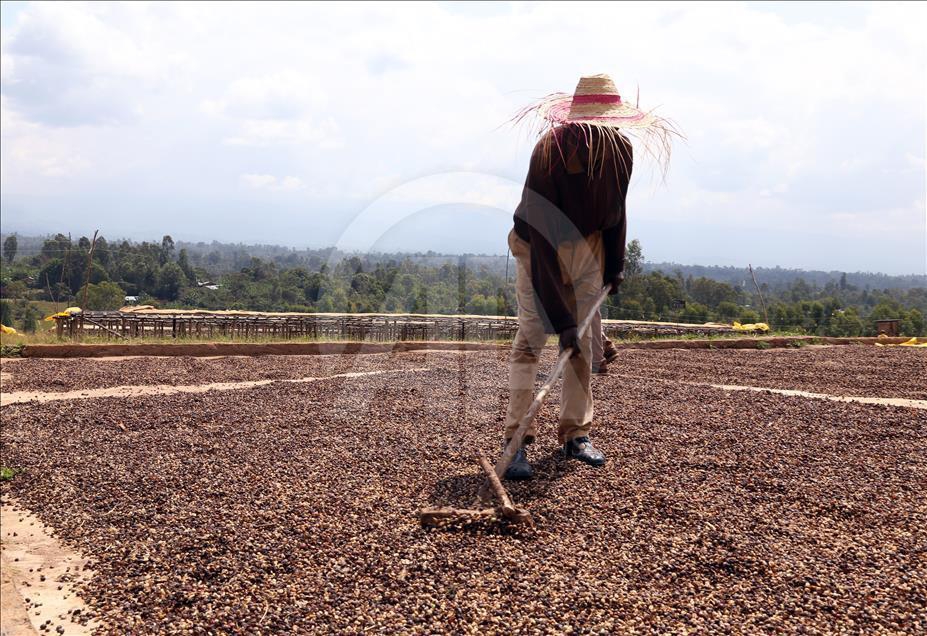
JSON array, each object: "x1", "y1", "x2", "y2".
[{"x1": 418, "y1": 455, "x2": 533, "y2": 528}]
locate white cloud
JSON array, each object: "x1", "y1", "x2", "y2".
[
  {"x1": 201, "y1": 71, "x2": 341, "y2": 148},
  {"x1": 240, "y1": 174, "x2": 277, "y2": 189},
  {"x1": 333, "y1": 172, "x2": 522, "y2": 253},
  {"x1": 718, "y1": 119, "x2": 787, "y2": 152},
  {"x1": 0, "y1": 1, "x2": 924, "y2": 272},
  {"x1": 208, "y1": 71, "x2": 328, "y2": 120},
  {"x1": 0, "y1": 2, "x2": 180, "y2": 126},
  {"x1": 279, "y1": 176, "x2": 304, "y2": 191},
  {"x1": 224, "y1": 118, "x2": 342, "y2": 148},
  {"x1": 0, "y1": 96, "x2": 91, "y2": 181},
  {"x1": 240, "y1": 174, "x2": 304, "y2": 192}
]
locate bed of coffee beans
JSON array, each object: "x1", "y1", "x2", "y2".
[
  {"x1": 2, "y1": 348, "x2": 924, "y2": 633},
  {"x1": 612, "y1": 346, "x2": 926, "y2": 399}
]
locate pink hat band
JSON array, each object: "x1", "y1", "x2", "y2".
[{"x1": 570, "y1": 94, "x2": 622, "y2": 105}]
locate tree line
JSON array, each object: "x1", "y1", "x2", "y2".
[{"x1": 1, "y1": 232, "x2": 924, "y2": 337}]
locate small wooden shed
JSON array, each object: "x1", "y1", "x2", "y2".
[{"x1": 876, "y1": 319, "x2": 901, "y2": 337}]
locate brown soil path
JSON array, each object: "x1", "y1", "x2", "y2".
[
  {"x1": 1, "y1": 497, "x2": 98, "y2": 635},
  {"x1": 0, "y1": 368, "x2": 429, "y2": 406},
  {"x1": 609, "y1": 374, "x2": 927, "y2": 410},
  {"x1": 702, "y1": 382, "x2": 927, "y2": 409}
]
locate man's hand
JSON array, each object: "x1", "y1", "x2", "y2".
[
  {"x1": 605, "y1": 271, "x2": 625, "y2": 295},
  {"x1": 558, "y1": 327, "x2": 581, "y2": 358}
]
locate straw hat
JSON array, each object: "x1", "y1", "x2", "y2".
[
  {"x1": 540, "y1": 74, "x2": 657, "y2": 128},
  {"x1": 513, "y1": 73, "x2": 680, "y2": 176}
]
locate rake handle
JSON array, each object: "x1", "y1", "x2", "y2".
[{"x1": 478, "y1": 454, "x2": 514, "y2": 510}]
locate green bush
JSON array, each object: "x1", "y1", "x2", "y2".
[
  {"x1": 21, "y1": 307, "x2": 38, "y2": 333},
  {"x1": 902, "y1": 309, "x2": 924, "y2": 336},
  {"x1": 0, "y1": 344, "x2": 25, "y2": 357},
  {"x1": 824, "y1": 308, "x2": 864, "y2": 337},
  {"x1": 0, "y1": 299, "x2": 11, "y2": 326},
  {"x1": 716, "y1": 301, "x2": 740, "y2": 321},
  {"x1": 679, "y1": 302, "x2": 710, "y2": 323}
]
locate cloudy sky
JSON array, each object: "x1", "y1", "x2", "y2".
[{"x1": 1, "y1": 1, "x2": 925, "y2": 273}]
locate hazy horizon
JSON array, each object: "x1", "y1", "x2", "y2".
[
  {"x1": 2, "y1": 2, "x2": 925, "y2": 275},
  {"x1": 3, "y1": 229, "x2": 926, "y2": 279}
]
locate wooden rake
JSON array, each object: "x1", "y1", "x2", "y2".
[{"x1": 419, "y1": 286, "x2": 611, "y2": 528}]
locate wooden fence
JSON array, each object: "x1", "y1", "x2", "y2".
[{"x1": 54, "y1": 310, "x2": 737, "y2": 342}]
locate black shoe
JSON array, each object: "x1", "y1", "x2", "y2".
[
  {"x1": 502, "y1": 441, "x2": 534, "y2": 481},
  {"x1": 592, "y1": 361, "x2": 608, "y2": 375},
  {"x1": 603, "y1": 342, "x2": 619, "y2": 364},
  {"x1": 563, "y1": 436, "x2": 606, "y2": 467}
]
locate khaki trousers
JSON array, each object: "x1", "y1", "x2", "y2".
[
  {"x1": 591, "y1": 311, "x2": 604, "y2": 368},
  {"x1": 504, "y1": 229, "x2": 602, "y2": 444},
  {"x1": 590, "y1": 311, "x2": 614, "y2": 368}
]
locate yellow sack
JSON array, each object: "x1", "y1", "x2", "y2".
[
  {"x1": 119, "y1": 305, "x2": 157, "y2": 313},
  {"x1": 1, "y1": 323, "x2": 18, "y2": 335},
  {"x1": 44, "y1": 306, "x2": 82, "y2": 321},
  {"x1": 876, "y1": 337, "x2": 927, "y2": 348},
  {"x1": 732, "y1": 321, "x2": 770, "y2": 332}
]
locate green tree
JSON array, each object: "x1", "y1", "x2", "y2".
[
  {"x1": 901, "y1": 308, "x2": 924, "y2": 336},
  {"x1": 870, "y1": 301, "x2": 902, "y2": 321},
  {"x1": 495, "y1": 292, "x2": 511, "y2": 316},
  {"x1": 94, "y1": 237, "x2": 111, "y2": 266},
  {"x1": 769, "y1": 302, "x2": 801, "y2": 329},
  {"x1": 679, "y1": 302, "x2": 710, "y2": 323},
  {"x1": 790, "y1": 279, "x2": 813, "y2": 303},
  {"x1": 160, "y1": 235, "x2": 175, "y2": 266},
  {"x1": 177, "y1": 249, "x2": 197, "y2": 284},
  {"x1": 716, "y1": 301, "x2": 740, "y2": 321},
  {"x1": 3, "y1": 280, "x2": 27, "y2": 298},
  {"x1": 0, "y1": 300, "x2": 12, "y2": 326},
  {"x1": 645, "y1": 273, "x2": 681, "y2": 315},
  {"x1": 157, "y1": 263, "x2": 185, "y2": 300},
  {"x1": 625, "y1": 239, "x2": 643, "y2": 277},
  {"x1": 803, "y1": 301, "x2": 826, "y2": 332},
  {"x1": 37, "y1": 259, "x2": 67, "y2": 293},
  {"x1": 739, "y1": 309, "x2": 761, "y2": 324},
  {"x1": 3, "y1": 235, "x2": 17, "y2": 264},
  {"x1": 825, "y1": 308, "x2": 864, "y2": 337},
  {"x1": 40, "y1": 234, "x2": 72, "y2": 262},
  {"x1": 615, "y1": 298, "x2": 643, "y2": 320},
  {"x1": 466, "y1": 294, "x2": 499, "y2": 315},
  {"x1": 51, "y1": 283, "x2": 72, "y2": 305},
  {"x1": 21, "y1": 306, "x2": 39, "y2": 333},
  {"x1": 85, "y1": 281, "x2": 126, "y2": 310},
  {"x1": 689, "y1": 277, "x2": 739, "y2": 308}
]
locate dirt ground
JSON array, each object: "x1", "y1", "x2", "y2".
[
  {"x1": 1, "y1": 346, "x2": 925, "y2": 633},
  {"x1": 1, "y1": 499, "x2": 97, "y2": 636}
]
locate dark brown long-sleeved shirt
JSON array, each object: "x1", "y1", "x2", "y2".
[{"x1": 513, "y1": 125, "x2": 633, "y2": 333}]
